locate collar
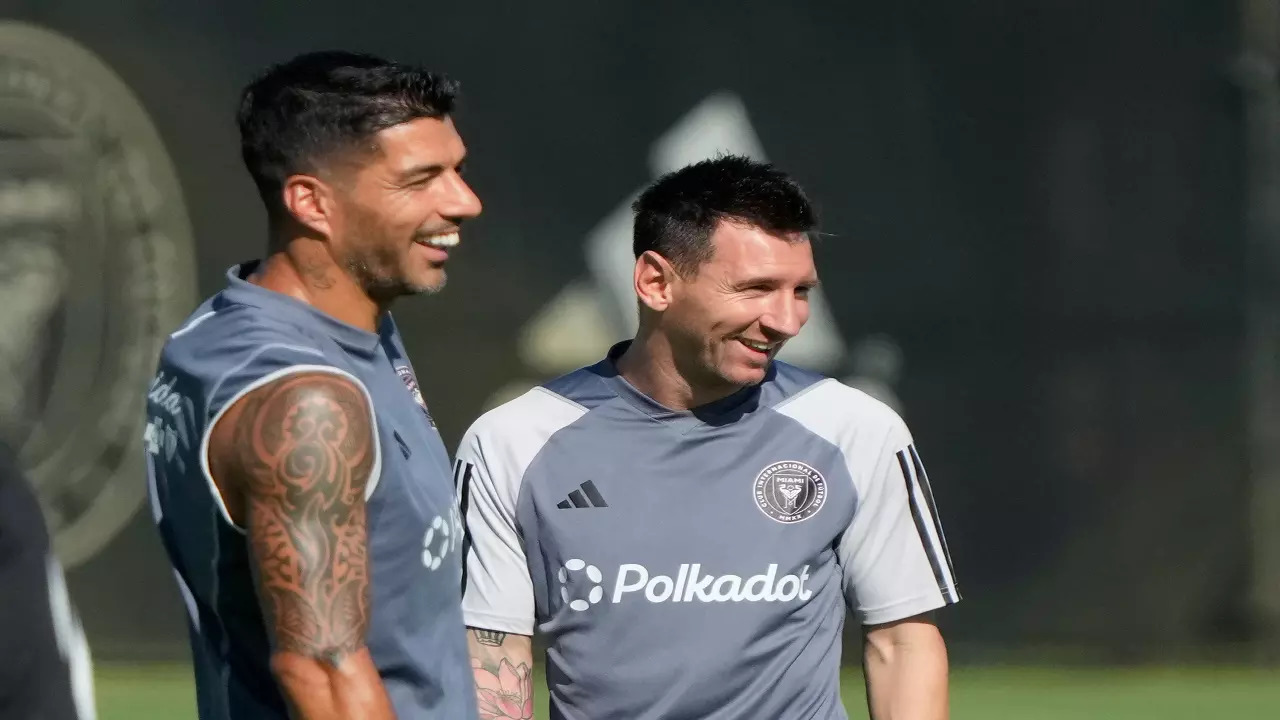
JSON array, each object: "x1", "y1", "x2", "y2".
[
  {"x1": 220, "y1": 261, "x2": 385, "y2": 355},
  {"x1": 594, "y1": 340, "x2": 767, "y2": 428}
]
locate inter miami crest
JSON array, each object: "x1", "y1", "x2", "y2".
[
  {"x1": 754, "y1": 461, "x2": 827, "y2": 524},
  {"x1": 0, "y1": 21, "x2": 197, "y2": 568},
  {"x1": 396, "y1": 365, "x2": 436, "y2": 428}
]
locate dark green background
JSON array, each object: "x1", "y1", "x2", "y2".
[{"x1": 0, "y1": 0, "x2": 1252, "y2": 663}]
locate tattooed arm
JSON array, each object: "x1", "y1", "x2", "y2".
[
  {"x1": 468, "y1": 628, "x2": 534, "y2": 720},
  {"x1": 208, "y1": 372, "x2": 394, "y2": 720}
]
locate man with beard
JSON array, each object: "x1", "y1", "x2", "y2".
[
  {"x1": 458, "y1": 156, "x2": 957, "y2": 719},
  {"x1": 144, "y1": 50, "x2": 481, "y2": 720}
]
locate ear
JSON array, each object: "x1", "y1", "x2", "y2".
[
  {"x1": 634, "y1": 250, "x2": 677, "y2": 312},
  {"x1": 281, "y1": 174, "x2": 337, "y2": 238}
]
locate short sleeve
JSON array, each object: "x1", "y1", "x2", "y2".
[
  {"x1": 837, "y1": 417, "x2": 960, "y2": 625},
  {"x1": 457, "y1": 427, "x2": 536, "y2": 636}
]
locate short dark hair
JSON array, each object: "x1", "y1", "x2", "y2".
[
  {"x1": 631, "y1": 155, "x2": 817, "y2": 276},
  {"x1": 237, "y1": 50, "x2": 459, "y2": 216}
]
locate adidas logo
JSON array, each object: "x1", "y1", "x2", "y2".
[{"x1": 557, "y1": 481, "x2": 608, "y2": 509}]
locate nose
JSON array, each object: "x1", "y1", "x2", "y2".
[
  {"x1": 441, "y1": 170, "x2": 483, "y2": 221},
  {"x1": 760, "y1": 293, "x2": 808, "y2": 340}
]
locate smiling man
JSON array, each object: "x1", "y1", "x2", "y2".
[
  {"x1": 144, "y1": 51, "x2": 481, "y2": 720},
  {"x1": 457, "y1": 155, "x2": 958, "y2": 719}
]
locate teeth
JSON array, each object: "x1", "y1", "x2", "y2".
[
  {"x1": 420, "y1": 231, "x2": 459, "y2": 248},
  {"x1": 741, "y1": 339, "x2": 772, "y2": 352}
]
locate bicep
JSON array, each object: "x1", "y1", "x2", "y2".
[
  {"x1": 210, "y1": 371, "x2": 378, "y2": 660},
  {"x1": 862, "y1": 613, "x2": 950, "y2": 720},
  {"x1": 863, "y1": 612, "x2": 942, "y2": 656}
]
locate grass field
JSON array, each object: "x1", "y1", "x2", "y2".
[{"x1": 95, "y1": 663, "x2": 1280, "y2": 719}]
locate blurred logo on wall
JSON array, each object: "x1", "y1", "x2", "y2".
[{"x1": 0, "y1": 21, "x2": 197, "y2": 568}]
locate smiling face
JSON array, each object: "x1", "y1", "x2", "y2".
[
  {"x1": 324, "y1": 115, "x2": 481, "y2": 299},
  {"x1": 641, "y1": 219, "x2": 818, "y2": 395}
]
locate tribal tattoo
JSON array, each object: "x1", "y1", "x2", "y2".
[{"x1": 228, "y1": 373, "x2": 375, "y2": 664}]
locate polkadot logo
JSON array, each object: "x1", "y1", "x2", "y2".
[
  {"x1": 422, "y1": 507, "x2": 463, "y2": 571},
  {"x1": 557, "y1": 558, "x2": 604, "y2": 611}
]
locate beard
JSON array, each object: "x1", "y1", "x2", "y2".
[
  {"x1": 342, "y1": 233, "x2": 447, "y2": 302},
  {"x1": 369, "y1": 268, "x2": 446, "y2": 299},
  {"x1": 333, "y1": 193, "x2": 453, "y2": 302},
  {"x1": 667, "y1": 323, "x2": 752, "y2": 393}
]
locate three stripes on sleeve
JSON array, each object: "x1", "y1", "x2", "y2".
[{"x1": 896, "y1": 445, "x2": 959, "y2": 604}]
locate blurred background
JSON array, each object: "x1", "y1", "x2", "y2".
[{"x1": 0, "y1": 0, "x2": 1277, "y2": 717}]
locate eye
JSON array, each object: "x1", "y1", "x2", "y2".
[
  {"x1": 796, "y1": 285, "x2": 813, "y2": 299},
  {"x1": 401, "y1": 173, "x2": 436, "y2": 190},
  {"x1": 400, "y1": 166, "x2": 447, "y2": 189}
]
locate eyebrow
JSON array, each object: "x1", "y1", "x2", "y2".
[
  {"x1": 397, "y1": 155, "x2": 466, "y2": 183},
  {"x1": 733, "y1": 276, "x2": 821, "y2": 289}
]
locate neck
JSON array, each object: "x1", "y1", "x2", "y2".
[
  {"x1": 250, "y1": 239, "x2": 383, "y2": 333},
  {"x1": 615, "y1": 328, "x2": 740, "y2": 412}
]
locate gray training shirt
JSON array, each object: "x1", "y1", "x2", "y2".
[
  {"x1": 457, "y1": 341, "x2": 960, "y2": 720},
  {"x1": 145, "y1": 262, "x2": 476, "y2": 720}
]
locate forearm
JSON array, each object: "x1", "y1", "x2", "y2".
[
  {"x1": 273, "y1": 649, "x2": 395, "y2": 720},
  {"x1": 468, "y1": 628, "x2": 534, "y2": 720},
  {"x1": 863, "y1": 621, "x2": 950, "y2": 720}
]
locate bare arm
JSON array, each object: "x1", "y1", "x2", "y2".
[
  {"x1": 467, "y1": 628, "x2": 534, "y2": 720},
  {"x1": 210, "y1": 372, "x2": 394, "y2": 720},
  {"x1": 862, "y1": 613, "x2": 950, "y2": 720}
]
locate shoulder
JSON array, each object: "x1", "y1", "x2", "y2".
[
  {"x1": 154, "y1": 302, "x2": 376, "y2": 445},
  {"x1": 768, "y1": 367, "x2": 911, "y2": 454},
  {"x1": 456, "y1": 376, "x2": 603, "y2": 505},
  {"x1": 159, "y1": 301, "x2": 351, "y2": 406},
  {"x1": 229, "y1": 370, "x2": 373, "y2": 415},
  {"x1": 163, "y1": 301, "x2": 323, "y2": 367},
  {"x1": 209, "y1": 370, "x2": 375, "y2": 464},
  {"x1": 763, "y1": 359, "x2": 830, "y2": 400},
  {"x1": 209, "y1": 369, "x2": 374, "y2": 439},
  {"x1": 206, "y1": 369, "x2": 379, "y2": 514},
  {"x1": 459, "y1": 384, "x2": 590, "y2": 463},
  {"x1": 455, "y1": 385, "x2": 586, "y2": 504}
]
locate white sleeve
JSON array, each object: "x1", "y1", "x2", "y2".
[
  {"x1": 837, "y1": 416, "x2": 960, "y2": 625},
  {"x1": 455, "y1": 387, "x2": 589, "y2": 636},
  {"x1": 456, "y1": 425, "x2": 535, "y2": 635}
]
